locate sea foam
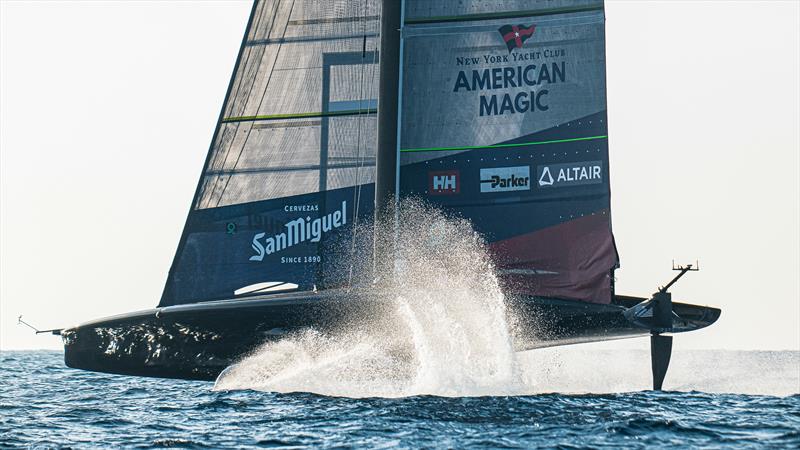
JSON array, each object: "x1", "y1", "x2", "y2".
[
  {"x1": 214, "y1": 200, "x2": 524, "y2": 397},
  {"x1": 213, "y1": 201, "x2": 800, "y2": 398}
]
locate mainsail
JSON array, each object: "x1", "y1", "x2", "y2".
[
  {"x1": 397, "y1": 0, "x2": 617, "y2": 303},
  {"x1": 160, "y1": 0, "x2": 382, "y2": 306},
  {"x1": 161, "y1": 0, "x2": 617, "y2": 307}
]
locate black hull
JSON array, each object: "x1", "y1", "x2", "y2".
[{"x1": 62, "y1": 291, "x2": 720, "y2": 381}]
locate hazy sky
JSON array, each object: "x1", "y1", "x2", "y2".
[{"x1": 1, "y1": 1, "x2": 798, "y2": 351}]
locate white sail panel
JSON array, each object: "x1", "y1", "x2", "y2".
[{"x1": 196, "y1": 0, "x2": 381, "y2": 209}]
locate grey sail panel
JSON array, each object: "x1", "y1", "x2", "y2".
[
  {"x1": 401, "y1": 1, "x2": 605, "y2": 162},
  {"x1": 160, "y1": 0, "x2": 381, "y2": 306}
]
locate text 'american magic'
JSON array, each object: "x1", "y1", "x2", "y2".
[{"x1": 452, "y1": 62, "x2": 566, "y2": 117}]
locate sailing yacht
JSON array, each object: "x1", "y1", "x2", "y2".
[{"x1": 62, "y1": 0, "x2": 719, "y2": 389}]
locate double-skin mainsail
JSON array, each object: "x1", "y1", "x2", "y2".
[{"x1": 161, "y1": 0, "x2": 616, "y2": 308}]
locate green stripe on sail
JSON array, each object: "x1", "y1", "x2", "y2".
[
  {"x1": 400, "y1": 135, "x2": 608, "y2": 153},
  {"x1": 222, "y1": 108, "x2": 377, "y2": 123},
  {"x1": 404, "y1": 4, "x2": 604, "y2": 25}
]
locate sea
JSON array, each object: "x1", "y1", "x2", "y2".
[
  {"x1": 3, "y1": 206, "x2": 799, "y2": 448},
  {"x1": 1, "y1": 350, "x2": 798, "y2": 449}
]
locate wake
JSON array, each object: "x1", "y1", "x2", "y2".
[
  {"x1": 214, "y1": 201, "x2": 524, "y2": 397},
  {"x1": 213, "y1": 201, "x2": 800, "y2": 398}
]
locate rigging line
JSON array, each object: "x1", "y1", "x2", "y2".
[
  {"x1": 352, "y1": 0, "x2": 371, "y2": 206},
  {"x1": 214, "y1": 0, "x2": 297, "y2": 208},
  {"x1": 221, "y1": 109, "x2": 377, "y2": 123},
  {"x1": 349, "y1": 0, "x2": 372, "y2": 287},
  {"x1": 347, "y1": 0, "x2": 367, "y2": 287},
  {"x1": 205, "y1": 0, "x2": 278, "y2": 208},
  {"x1": 349, "y1": 0, "x2": 380, "y2": 287}
]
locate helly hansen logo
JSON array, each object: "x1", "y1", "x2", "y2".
[
  {"x1": 498, "y1": 24, "x2": 536, "y2": 53},
  {"x1": 480, "y1": 166, "x2": 530, "y2": 193},
  {"x1": 429, "y1": 170, "x2": 460, "y2": 195},
  {"x1": 537, "y1": 161, "x2": 603, "y2": 188}
]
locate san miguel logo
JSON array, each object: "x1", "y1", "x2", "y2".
[
  {"x1": 498, "y1": 24, "x2": 536, "y2": 53},
  {"x1": 249, "y1": 201, "x2": 347, "y2": 261}
]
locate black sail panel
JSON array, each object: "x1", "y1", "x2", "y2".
[
  {"x1": 160, "y1": 0, "x2": 381, "y2": 306},
  {"x1": 398, "y1": 0, "x2": 618, "y2": 303}
]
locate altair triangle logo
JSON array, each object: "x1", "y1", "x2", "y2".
[
  {"x1": 538, "y1": 166, "x2": 554, "y2": 186},
  {"x1": 498, "y1": 24, "x2": 536, "y2": 53}
]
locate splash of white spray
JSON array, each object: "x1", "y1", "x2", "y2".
[
  {"x1": 214, "y1": 200, "x2": 525, "y2": 397},
  {"x1": 213, "y1": 200, "x2": 800, "y2": 397}
]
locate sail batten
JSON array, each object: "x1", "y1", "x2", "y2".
[
  {"x1": 400, "y1": 135, "x2": 607, "y2": 153},
  {"x1": 405, "y1": 5, "x2": 604, "y2": 25},
  {"x1": 222, "y1": 108, "x2": 377, "y2": 124}
]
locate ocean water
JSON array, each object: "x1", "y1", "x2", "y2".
[
  {"x1": 1, "y1": 350, "x2": 798, "y2": 449},
  {"x1": 3, "y1": 204, "x2": 798, "y2": 448}
]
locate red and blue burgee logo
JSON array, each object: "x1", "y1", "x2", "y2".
[{"x1": 498, "y1": 24, "x2": 536, "y2": 52}]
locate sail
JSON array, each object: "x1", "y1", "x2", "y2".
[
  {"x1": 160, "y1": 0, "x2": 381, "y2": 306},
  {"x1": 398, "y1": 0, "x2": 618, "y2": 303}
]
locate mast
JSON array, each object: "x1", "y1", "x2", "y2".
[{"x1": 373, "y1": 0, "x2": 402, "y2": 274}]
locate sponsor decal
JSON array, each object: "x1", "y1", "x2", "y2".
[
  {"x1": 498, "y1": 24, "x2": 536, "y2": 53},
  {"x1": 249, "y1": 201, "x2": 347, "y2": 262},
  {"x1": 226, "y1": 222, "x2": 237, "y2": 235},
  {"x1": 452, "y1": 63, "x2": 565, "y2": 117},
  {"x1": 447, "y1": 22, "x2": 572, "y2": 118},
  {"x1": 428, "y1": 170, "x2": 460, "y2": 195},
  {"x1": 537, "y1": 161, "x2": 603, "y2": 188},
  {"x1": 284, "y1": 204, "x2": 319, "y2": 212},
  {"x1": 480, "y1": 166, "x2": 531, "y2": 193}
]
